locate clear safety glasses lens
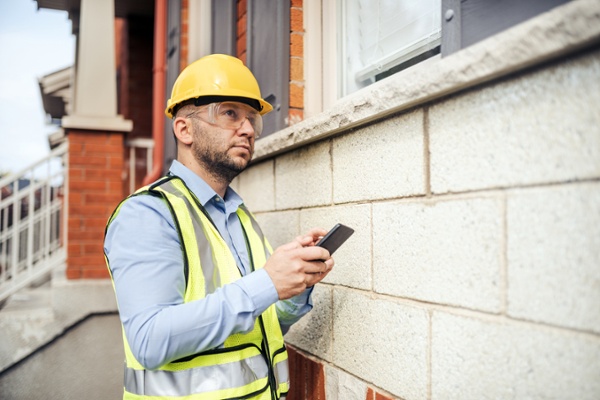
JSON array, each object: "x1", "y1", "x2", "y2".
[{"x1": 200, "y1": 102, "x2": 263, "y2": 138}]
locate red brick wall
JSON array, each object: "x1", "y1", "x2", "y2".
[
  {"x1": 66, "y1": 131, "x2": 124, "y2": 279},
  {"x1": 289, "y1": 0, "x2": 304, "y2": 125},
  {"x1": 236, "y1": 0, "x2": 248, "y2": 64},
  {"x1": 287, "y1": 346, "x2": 326, "y2": 400},
  {"x1": 287, "y1": 346, "x2": 398, "y2": 400},
  {"x1": 181, "y1": 0, "x2": 189, "y2": 70},
  {"x1": 366, "y1": 388, "x2": 397, "y2": 400}
]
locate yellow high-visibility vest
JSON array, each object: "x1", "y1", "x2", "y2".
[{"x1": 106, "y1": 175, "x2": 289, "y2": 400}]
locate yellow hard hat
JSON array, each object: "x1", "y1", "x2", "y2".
[{"x1": 165, "y1": 54, "x2": 273, "y2": 118}]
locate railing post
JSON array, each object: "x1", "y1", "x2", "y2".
[
  {"x1": 10, "y1": 182, "x2": 19, "y2": 285},
  {"x1": 125, "y1": 138, "x2": 155, "y2": 193},
  {"x1": 0, "y1": 205, "x2": 5, "y2": 280},
  {"x1": 43, "y1": 172, "x2": 51, "y2": 261},
  {"x1": 27, "y1": 181, "x2": 34, "y2": 276}
]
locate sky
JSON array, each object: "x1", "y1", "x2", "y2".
[{"x1": 0, "y1": 0, "x2": 75, "y2": 174}]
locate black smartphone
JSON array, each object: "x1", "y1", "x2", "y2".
[{"x1": 315, "y1": 223, "x2": 355, "y2": 255}]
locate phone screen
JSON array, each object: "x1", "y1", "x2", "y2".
[{"x1": 315, "y1": 223, "x2": 354, "y2": 255}]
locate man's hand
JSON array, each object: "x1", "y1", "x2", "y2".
[{"x1": 263, "y1": 228, "x2": 335, "y2": 300}]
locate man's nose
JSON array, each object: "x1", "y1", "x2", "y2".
[{"x1": 237, "y1": 118, "x2": 255, "y2": 137}]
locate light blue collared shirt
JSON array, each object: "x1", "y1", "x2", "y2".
[{"x1": 104, "y1": 160, "x2": 312, "y2": 370}]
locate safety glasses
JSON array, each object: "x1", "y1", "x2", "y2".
[{"x1": 186, "y1": 102, "x2": 264, "y2": 138}]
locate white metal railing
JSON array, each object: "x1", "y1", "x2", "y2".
[
  {"x1": 0, "y1": 142, "x2": 68, "y2": 303},
  {"x1": 126, "y1": 138, "x2": 154, "y2": 193}
]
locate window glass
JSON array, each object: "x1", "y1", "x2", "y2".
[{"x1": 341, "y1": 0, "x2": 441, "y2": 96}]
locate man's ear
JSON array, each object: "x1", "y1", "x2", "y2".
[{"x1": 173, "y1": 116, "x2": 194, "y2": 146}]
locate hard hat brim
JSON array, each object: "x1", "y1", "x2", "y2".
[{"x1": 166, "y1": 94, "x2": 273, "y2": 119}]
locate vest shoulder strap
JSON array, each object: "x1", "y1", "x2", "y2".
[{"x1": 105, "y1": 174, "x2": 190, "y2": 287}]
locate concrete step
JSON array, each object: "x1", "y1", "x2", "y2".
[
  {"x1": 0, "y1": 283, "x2": 54, "y2": 319},
  {"x1": 0, "y1": 282, "x2": 56, "y2": 370}
]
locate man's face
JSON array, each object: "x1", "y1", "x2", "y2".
[{"x1": 189, "y1": 104, "x2": 256, "y2": 183}]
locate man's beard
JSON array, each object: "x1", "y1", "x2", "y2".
[{"x1": 191, "y1": 128, "x2": 251, "y2": 184}]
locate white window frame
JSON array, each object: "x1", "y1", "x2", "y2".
[
  {"x1": 304, "y1": 0, "x2": 441, "y2": 116},
  {"x1": 304, "y1": 0, "x2": 340, "y2": 118},
  {"x1": 188, "y1": 0, "x2": 212, "y2": 63}
]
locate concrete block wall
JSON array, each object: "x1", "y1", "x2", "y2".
[{"x1": 236, "y1": 37, "x2": 600, "y2": 400}]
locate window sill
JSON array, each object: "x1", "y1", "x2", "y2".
[{"x1": 253, "y1": 0, "x2": 599, "y2": 162}]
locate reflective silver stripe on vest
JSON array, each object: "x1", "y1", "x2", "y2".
[
  {"x1": 239, "y1": 205, "x2": 272, "y2": 258},
  {"x1": 125, "y1": 354, "x2": 269, "y2": 397},
  {"x1": 160, "y1": 181, "x2": 221, "y2": 294},
  {"x1": 273, "y1": 358, "x2": 290, "y2": 388}
]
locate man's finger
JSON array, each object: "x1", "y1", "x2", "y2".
[
  {"x1": 299, "y1": 245, "x2": 330, "y2": 262},
  {"x1": 278, "y1": 240, "x2": 303, "y2": 251},
  {"x1": 304, "y1": 260, "x2": 328, "y2": 274},
  {"x1": 294, "y1": 235, "x2": 314, "y2": 246}
]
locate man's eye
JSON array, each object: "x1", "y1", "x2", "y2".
[{"x1": 223, "y1": 109, "x2": 238, "y2": 118}]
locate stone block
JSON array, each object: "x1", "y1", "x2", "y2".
[
  {"x1": 333, "y1": 110, "x2": 425, "y2": 203},
  {"x1": 429, "y1": 50, "x2": 600, "y2": 193},
  {"x1": 333, "y1": 288, "x2": 428, "y2": 400},
  {"x1": 507, "y1": 183, "x2": 600, "y2": 333},
  {"x1": 238, "y1": 159, "x2": 275, "y2": 212},
  {"x1": 300, "y1": 204, "x2": 371, "y2": 290},
  {"x1": 285, "y1": 285, "x2": 333, "y2": 362},
  {"x1": 275, "y1": 141, "x2": 332, "y2": 209},
  {"x1": 325, "y1": 364, "x2": 369, "y2": 400},
  {"x1": 373, "y1": 197, "x2": 503, "y2": 312},
  {"x1": 255, "y1": 210, "x2": 300, "y2": 249},
  {"x1": 432, "y1": 312, "x2": 600, "y2": 399}
]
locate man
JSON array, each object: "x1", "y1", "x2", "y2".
[{"x1": 104, "y1": 54, "x2": 334, "y2": 400}]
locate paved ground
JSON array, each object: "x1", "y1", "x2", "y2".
[{"x1": 0, "y1": 314, "x2": 124, "y2": 399}]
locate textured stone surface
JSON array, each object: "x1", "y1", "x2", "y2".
[
  {"x1": 255, "y1": 210, "x2": 300, "y2": 249},
  {"x1": 285, "y1": 285, "x2": 333, "y2": 362},
  {"x1": 332, "y1": 110, "x2": 425, "y2": 203},
  {"x1": 373, "y1": 197, "x2": 503, "y2": 312},
  {"x1": 325, "y1": 365, "x2": 369, "y2": 400},
  {"x1": 242, "y1": 3, "x2": 600, "y2": 399},
  {"x1": 429, "y1": 49, "x2": 600, "y2": 193},
  {"x1": 237, "y1": 159, "x2": 275, "y2": 212},
  {"x1": 274, "y1": 140, "x2": 332, "y2": 209},
  {"x1": 300, "y1": 204, "x2": 371, "y2": 290},
  {"x1": 333, "y1": 288, "x2": 428, "y2": 400},
  {"x1": 432, "y1": 312, "x2": 600, "y2": 400},
  {"x1": 507, "y1": 183, "x2": 600, "y2": 333}
]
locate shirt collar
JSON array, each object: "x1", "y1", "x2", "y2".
[{"x1": 168, "y1": 160, "x2": 244, "y2": 209}]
